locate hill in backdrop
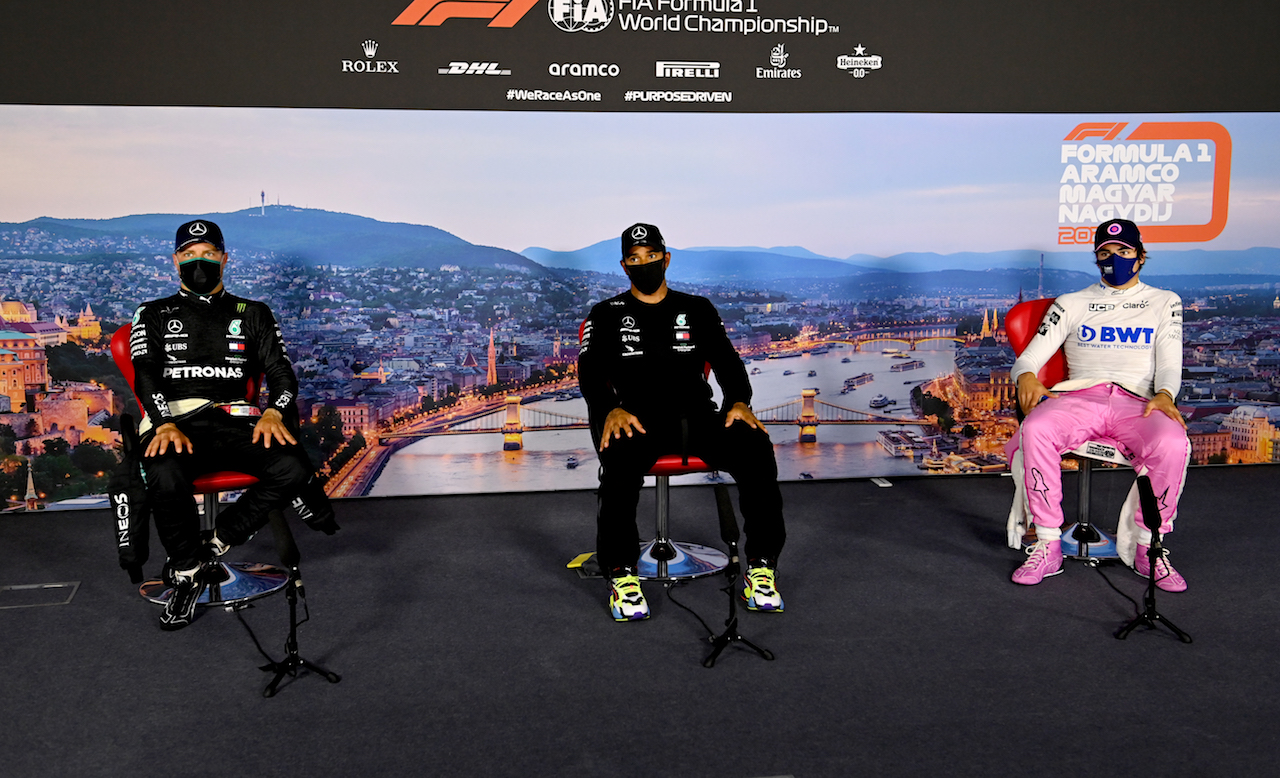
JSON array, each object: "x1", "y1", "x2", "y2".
[
  {"x1": 1, "y1": 206, "x2": 546, "y2": 273},
  {"x1": 525, "y1": 242, "x2": 1280, "y2": 281},
  {"x1": 5, "y1": 205, "x2": 1277, "y2": 286}
]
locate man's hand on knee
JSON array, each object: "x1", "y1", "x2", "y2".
[
  {"x1": 1016, "y1": 373, "x2": 1057, "y2": 415},
  {"x1": 724, "y1": 401, "x2": 767, "y2": 435},
  {"x1": 145, "y1": 423, "x2": 192, "y2": 457},
  {"x1": 1143, "y1": 391, "x2": 1186, "y2": 429},
  {"x1": 252, "y1": 409, "x2": 298, "y2": 449},
  {"x1": 599, "y1": 407, "x2": 645, "y2": 451}
]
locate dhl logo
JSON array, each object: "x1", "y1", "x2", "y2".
[{"x1": 392, "y1": 0, "x2": 539, "y2": 27}]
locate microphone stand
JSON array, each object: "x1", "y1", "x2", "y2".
[
  {"x1": 703, "y1": 485, "x2": 774, "y2": 668},
  {"x1": 1115, "y1": 476, "x2": 1192, "y2": 643},
  {"x1": 259, "y1": 510, "x2": 342, "y2": 696}
]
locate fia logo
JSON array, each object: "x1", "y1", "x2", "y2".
[{"x1": 549, "y1": 0, "x2": 614, "y2": 33}]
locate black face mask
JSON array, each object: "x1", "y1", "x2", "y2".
[
  {"x1": 626, "y1": 260, "x2": 666, "y2": 295},
  {"x1": 179, "y1": 259, "x2": 222, "y2": 295}
]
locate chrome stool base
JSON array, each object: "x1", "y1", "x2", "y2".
[
  {"x1": 637, "y1": 539, "x2": 728, "y2": 581},
  {"x1": 140, "y1": 561, "x2": 289, "y2": 607},
  {"x1": 1060, "y1": 522, "x2": 1121, "y2": 561}
]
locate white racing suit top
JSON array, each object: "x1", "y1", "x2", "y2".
[{"x1": 1010, "y1": 280, "x2": 1183, "y2": 398}]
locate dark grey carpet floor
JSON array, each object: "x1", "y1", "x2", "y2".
[{"x1": 2, "y1": 465, "x2": 1277, "y2": 778}]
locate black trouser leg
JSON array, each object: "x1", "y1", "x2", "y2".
[
  {"x1": 596, "y1": 428, "x2": 662, "y2": 573},
  {"x1": 691, "y1": 418, "x2": 786, "y2": 563},
  {"x1": 141, "y1": 455, "x2": 204, "y2": 570}
]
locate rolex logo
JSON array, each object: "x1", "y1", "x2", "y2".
[{"x1": 343, "y1": 40, "x2": 399, "y2": 73}]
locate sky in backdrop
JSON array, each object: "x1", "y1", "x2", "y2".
[{"x1": 1, "y1": 106, "x2": 1276, "y2": 258}]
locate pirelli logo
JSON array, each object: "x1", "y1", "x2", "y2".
[{"x1": 392, "y1": 0, "x2": 538, "y2": 27}]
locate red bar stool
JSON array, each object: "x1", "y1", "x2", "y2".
[{"x1": 638, "y1": 455, "x2": 729, "y2": 581}]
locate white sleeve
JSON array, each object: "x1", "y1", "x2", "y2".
[
  {"x1": 1011, "y1": 299, "x2": 1071, "y2": 383},
  {"x1": 1153, "y1": 292, "x2": 1184, "y2": 397}
]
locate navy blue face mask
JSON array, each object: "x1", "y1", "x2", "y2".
[{"x1": 1097, "y1": 255, "x2": 1141, "y2": 286}]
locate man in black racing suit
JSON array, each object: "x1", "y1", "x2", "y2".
[
  {"x1": 579, "y1": 223, "x2": 787, "y2": 622},
  {"x1": 129, "y1": 219, "x2": 332, "y2": 630}
]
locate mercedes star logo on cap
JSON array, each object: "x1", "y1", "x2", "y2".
[
  {"x1": 189, "y1": 222, "x2": 207, "y2": 235},
  {"x1": 631, "y1": 226, "x2": 647, "y2": 239}
]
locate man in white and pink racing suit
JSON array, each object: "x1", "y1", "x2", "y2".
[{"x1": 1007, "y1": 218, "x2": 1190, "y2": 591}]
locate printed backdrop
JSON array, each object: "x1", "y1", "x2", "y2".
[{"x1": 1, "y1": 1, "x2": 1277, "y2": 504}]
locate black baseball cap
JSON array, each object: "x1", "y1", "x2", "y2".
[
  {"x1": 1094, "y1": 219, "x2": 1142, "y2": 251},
  {"x1": 175, "y1": 219, "x2": 226, "y2": 253},
  {"x1": 621, "y1": 223, "x2": 665, "y2": 256}
]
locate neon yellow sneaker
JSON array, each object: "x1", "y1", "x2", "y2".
[
  {"x1": 742, "y1": 563, "x2": 784, "y2": 612},
  {"x1": 608, "y1": 569, "x2": 650, "y2": 621}
]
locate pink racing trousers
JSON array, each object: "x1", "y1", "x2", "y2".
[{"x1": 1006, "y1": 383, "x2": 1190, "y2": 534}]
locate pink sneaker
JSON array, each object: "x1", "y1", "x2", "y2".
[
  {"x1": 1012, "y1": 540, "x2": 1063, "y2": 585},
  {"x1": 1134, "y1": 544, "x2": 1187, "y2": 592}
]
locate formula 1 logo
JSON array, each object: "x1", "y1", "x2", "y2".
[
  {"x1": 393, "y1": 0, "x2": 538, "y2": 27},
  {"x1": 1057, "y1": 121, "x2": 1232, "y2": 245}
]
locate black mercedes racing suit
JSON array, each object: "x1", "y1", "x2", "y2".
[
  {"x1": 578, "y1": 289, "x2": 785, "y2": 572},
  {"x1": 130, "y1": 288, "x2": 311, "y2": 570}
]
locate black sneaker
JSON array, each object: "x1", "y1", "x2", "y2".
[{"x1": 159, "y1": 565, "x2": 207, "y2": 631}]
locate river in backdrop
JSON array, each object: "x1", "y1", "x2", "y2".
[{"x1": 368, "y1": 344, "x2": 959, "y2": 496}]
